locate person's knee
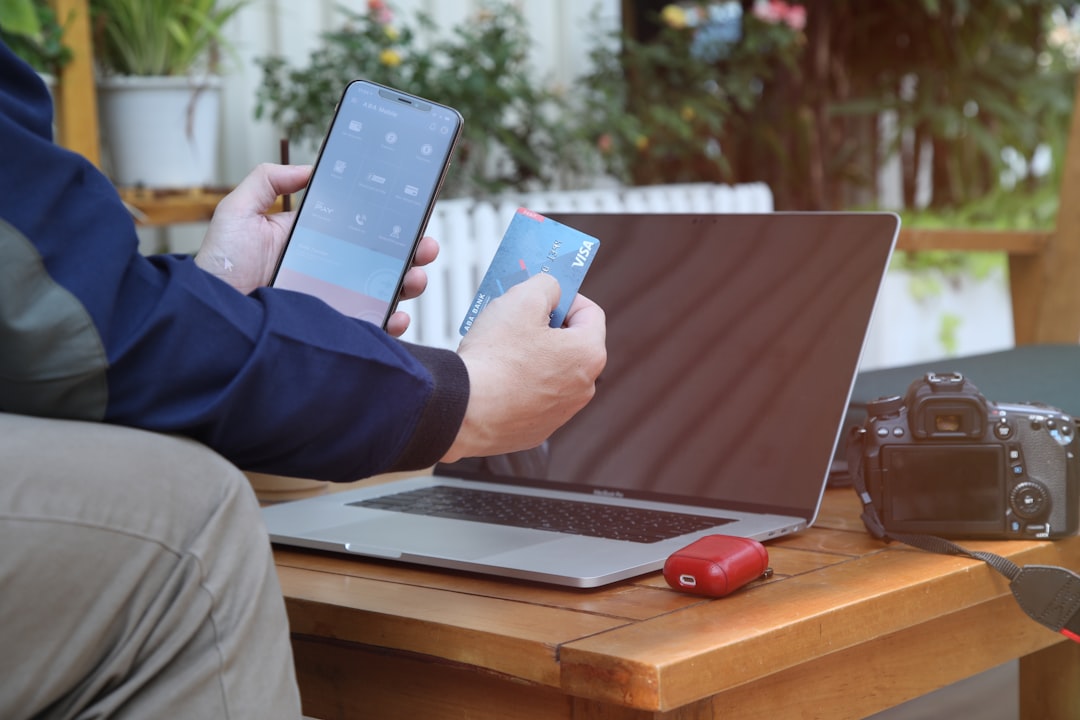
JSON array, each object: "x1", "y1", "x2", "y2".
[
  {"x1": 0, "y1": 414, "x2": 297, "y2": 719},
  {"x1": 0, "y1": 412, "x2": 264, "y2": 554}
]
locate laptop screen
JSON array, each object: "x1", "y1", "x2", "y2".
[{"x1": 437, "y1": 213, "x2": 898, "y2": 522}]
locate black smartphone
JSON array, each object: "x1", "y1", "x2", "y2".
[{"x1": 271, "y1": 79, "x2": 463, "y2": 327}]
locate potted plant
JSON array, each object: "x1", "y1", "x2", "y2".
[{"x1": 89, "y1": 0, "x2": 246, "y2": 187}]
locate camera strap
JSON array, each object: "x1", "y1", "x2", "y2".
[{"x1": 847, "y1": 426, "x2": 1080, "y2": 643}]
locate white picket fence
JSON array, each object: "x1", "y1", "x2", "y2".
[
  {"x1": 399, "y1": 182, "x2": 776, "y2": 349},
  {"x1": 149, "y1": 177, "x2": 1008, "y2": 365}
]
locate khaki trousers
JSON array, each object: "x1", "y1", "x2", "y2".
[{"x1": 0, "y1": 413, "x2": 301, "y2": 719}]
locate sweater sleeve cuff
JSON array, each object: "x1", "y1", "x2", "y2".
[{"x1": 388, "y1": 341, "x2": 469, "y2": 471}]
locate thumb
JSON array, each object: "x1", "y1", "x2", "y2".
[
  {"x1": 217, "y1": 163, "x2": 312, "y2": 217},
  {"x1": 519, "y1": 272, "x2": 562, "y2": 321}
]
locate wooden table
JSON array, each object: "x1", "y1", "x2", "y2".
[{"x1": 271, "y1": 486, "x2": 1080, "y2": 719}]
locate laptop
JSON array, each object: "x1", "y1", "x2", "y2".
[{"x1": 262, "y1": 212, "x2": 900, "y2": 587}]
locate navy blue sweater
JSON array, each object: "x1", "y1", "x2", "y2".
[{"x1": 0, "y1": 42, "x2": 468, "y2": 481}]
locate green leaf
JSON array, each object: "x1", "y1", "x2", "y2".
[{"x1": 0, "y1": 0, "x2": 41, "y2": 38}]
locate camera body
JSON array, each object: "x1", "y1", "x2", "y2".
[{"x1": 861, "y1": 372, "x2": 1080, "y2": 539}]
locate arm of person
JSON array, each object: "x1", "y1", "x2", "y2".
[
  {"x1": 0, "y1": 43, "x2": 606, "y2": 482},
  {"x1": 0, "y1": 45, "x2": 465, "y2": 481}
]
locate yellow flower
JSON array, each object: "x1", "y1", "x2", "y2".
[
  {"x1": 379, "y1": 48, "x2": 402, "y2": 67},
  {"x1": 680, "y1": 105, "x2": 696, "y2": 122},
  {"x1": 383, "y1": 25, "x2": 400, "y2": 41},
  {"x1": 634, "y1": 135, "x2": 650, "y2": 152},
  {"x1": 660, "y1": 5, "x2": 688, "y2": 29}
]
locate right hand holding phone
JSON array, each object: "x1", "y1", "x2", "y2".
[{"x1": 443, "y1": 273, "x2": 607, "y2": 462}]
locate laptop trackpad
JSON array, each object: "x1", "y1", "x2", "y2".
[{"x1": 309, "y1": 515, "x2": 559, "y2": 561}]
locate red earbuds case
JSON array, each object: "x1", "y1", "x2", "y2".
[{"x1": 663, "y1": 535, "x2": 771, "y2": 597}]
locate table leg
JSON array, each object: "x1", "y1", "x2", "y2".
[
  {"x1": 1019, "y1": 639, "x2": 1080, "y2": 719},
  {"x1": 291, "y1": 634, "x2": 572, "y2": 720}
]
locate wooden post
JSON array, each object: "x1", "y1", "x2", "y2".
[
  {"x1": 1019, "y1": 640, "x2": 1080, "y2": 719},
  {"x1": 1033, "y1": 72, "x2": 1080, "y2": 344},
  {"x1": 52, "y1": 0, "x2": 100, "y2": 167}
]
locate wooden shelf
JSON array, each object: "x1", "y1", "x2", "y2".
[
  {"x1": 897, "y1": 228, "x2": 1051, "y2": 255},
  {"x1": 116, "y1": 187, "x2": 231, "y2": 226}
]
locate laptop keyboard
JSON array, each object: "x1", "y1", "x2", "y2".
[{"x1": 349, "y1": 485, "x2": 733, "y2": 543}]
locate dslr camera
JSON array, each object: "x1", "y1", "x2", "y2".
[{"x1": 859, "y1": 372, "x2": 1079, "y2": 539}]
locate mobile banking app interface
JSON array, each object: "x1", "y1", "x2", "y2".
[{"x1": 274, "y1": 82, "x2": 460, "y2": 325}]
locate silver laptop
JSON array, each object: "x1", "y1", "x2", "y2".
[{"x1": 262, "y1": 212, "x2": 900, "y2": 587}]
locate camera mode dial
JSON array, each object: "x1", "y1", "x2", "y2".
[
  {"x1": 1010, "y1": 481, "x2": 1049, "y2": 520},
  {"x1": 866, "y1": 395, "x2": 904, "y2": 420}
]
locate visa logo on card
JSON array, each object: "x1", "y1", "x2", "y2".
[{"x1": 460, "y1": 208, "x2": 600, "y2": 335}]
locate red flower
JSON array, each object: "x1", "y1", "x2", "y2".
[
  {"x1": 752, "y1": 0, "x2": 806, "y2": 31},
  {"x1": 368, "y1": 0, "x2": 394, "y2": 24}
]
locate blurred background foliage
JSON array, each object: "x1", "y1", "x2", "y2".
[
  {"x1": 256, "y1": 0, "x2": 1080, "y2": 222},
  {"x1": 591, "y1": 0, "x2": 1080, "y2": 217},
  {"x1": 0, "y1": 0, "x2": 72, "y2": 75},
  {"x1": 577, "y1": 0, "x2": 805, "y2": 187},
  {"x1": 255, "y1": 0, "x2": 589, "y2": 198}
]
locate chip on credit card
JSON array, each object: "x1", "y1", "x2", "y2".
[{"x1": 459, "y1": 208, "x2": 601, "y2": 335}]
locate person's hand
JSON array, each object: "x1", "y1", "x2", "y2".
[
  {"x1": 442, "y1": 273, "x2": 607, "y2": 462},
  {"x1": 196, "y1": 163, "x2": 312, "y2": 294},
  {"x1": 385, "y1": 235, "x2": 438, "y2": 337},
  {"x1": 195, "y1": 162, "x2": 438, "y2": 337}
]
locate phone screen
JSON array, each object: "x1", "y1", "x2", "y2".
[{"x1": 271, "y1": 80, "x2": 462, "y2": 326}]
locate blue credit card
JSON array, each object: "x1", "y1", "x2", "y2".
[{"x1": 460, "y1": 208, "x2": 601, "y2": 335}]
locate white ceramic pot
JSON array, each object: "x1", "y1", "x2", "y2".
[{"x1": 97, "y1": 74, "x2": 222, "y2": 188}]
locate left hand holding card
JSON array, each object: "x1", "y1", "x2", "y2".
[{"x1": 460, "y1": 208, "x2": 600, "y2": 335}]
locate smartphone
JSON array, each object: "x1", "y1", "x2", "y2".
[{"x1": 271, "y1": 79, "x2": 463, "y2": 327}]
